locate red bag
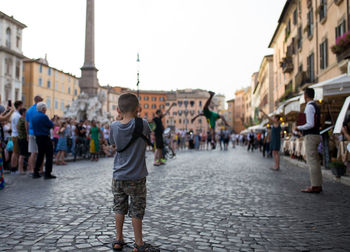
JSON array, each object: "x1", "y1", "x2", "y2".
[{"x1": 297, "y1": 112, "x2": 306, "y2": 126}]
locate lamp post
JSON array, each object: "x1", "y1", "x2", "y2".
[{"x1": 136, "y1": 53, "x2": 140, "y2": 98}]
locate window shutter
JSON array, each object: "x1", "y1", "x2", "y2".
[
  {"x1": 325, "y1": 38, "x2": 328, "y2": 68},
  {"x1": 320, "y1": 43, "x2": 323, "y2": 70}
]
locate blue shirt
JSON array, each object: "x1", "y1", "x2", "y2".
[
  {"x1": 32, "y1": 111, "x2": 54, "y2": 136},
  {"x1": 25, "y1": 104, "x2": 38, "y2": 135}
]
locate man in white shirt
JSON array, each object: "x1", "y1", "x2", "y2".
[
  {"x1": 297, "y1": 88, "x2": 322, "y2": 193},
  {"x1": 11, "y1": 101, "x2": 23, "y2": 172}
]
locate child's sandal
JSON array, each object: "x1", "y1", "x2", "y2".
[
  {"x1": 112, "y1": 240, "x2": 126, "y2": 251},
  {"x1": 133, "y1": 242, "x2": 160, "y2": 252}
]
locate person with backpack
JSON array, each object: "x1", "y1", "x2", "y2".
[
  {"x1": 297, "y1": 88, "x2": 322, "y2": 193},
  {"x1": 109, "y1": 93, "x2": 158, "y2": 252}
]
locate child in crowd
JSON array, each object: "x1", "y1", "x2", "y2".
[
  {"x1": 109, "y1": 93, "x2": 158, "y2": 252},
  {"x1": 56, "y1": 121, "x2": 67, "y2": 165}
]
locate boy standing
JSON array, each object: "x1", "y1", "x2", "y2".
[{"x1": 110, "y1": 93, "x2": 159, "y2": 252}]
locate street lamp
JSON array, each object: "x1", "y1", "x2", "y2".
[{"x1": 136, "y1": 53, "x2": 140, "y2": 98}]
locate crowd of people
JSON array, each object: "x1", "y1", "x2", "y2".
[{"x1": 0, "y1": 96, "x2": 116, "y2": 187}]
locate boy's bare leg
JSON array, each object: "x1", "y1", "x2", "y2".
[
  {"x1": 18, "y1": 155, "x2": 25, "y2": 173},
  {"x1": 115, "y1": 214, "x2": 125, "y2": 241},
  {"x1": 132, "y1": 218, "x2": 143, "y2": 247},
  {"x1": 204, "y1": 91, "x2": 215, "y2": 110}
]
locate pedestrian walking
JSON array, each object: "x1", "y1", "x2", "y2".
[
  {"x1": 25, "y1": 96, "x2": 43, "y2": 174},
  {"x1": 297, "y1": 88, "x2": 322, "y2": 193},
  {"x1": 109, "y1": 93, "x2": 158, "y2": 252},
  {"x1": 0, "y1": 105, "x2": 15, "y2": 190},
  {"x1": 32, "y1": 102, "x2": 56, "y2": 179},
  {"x1": 260, "y1": 109, "x2": 281, "y2": 171},
  {"x1": 17, "y1": 108, "x2": 28, "y2": 175}
]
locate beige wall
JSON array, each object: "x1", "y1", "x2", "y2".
[
  {"x1": 269, "y1": 0, "x2": 348, "y2": 108},
  {"x1": 23, "y1": 60, "x2": 80, "y2": 118},
  {"x1": 234, "y1": 89, "x2": 245, "y2": 133}
]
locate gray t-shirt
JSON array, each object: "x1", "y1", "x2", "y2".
[{"x1": 110, "y1": 118, "x2": 151, "y2": 180}]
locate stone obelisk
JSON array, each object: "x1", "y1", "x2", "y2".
[{"x1": 80, "y1": 0, "x2": 99, "y2": 96}]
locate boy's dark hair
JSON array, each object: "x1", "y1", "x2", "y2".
[
  {"x1": 155, "y1": 109, "x2": 162, "y2": 115},
  {"x1": 304, "y1": 88, "x2": 315, "y2": 99},
  {"x1": 118, "y1": 93, "x2": 139, "y2": 113},
  {"x1": 14, "y1": 101, "x2": 23, "y2": 109},
  {"x1": 19, "y1": 108, "x2": 26, "y2": 115}
]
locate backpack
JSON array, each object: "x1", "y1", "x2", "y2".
[{"x1": 116, "y1": 118, "x2": 152, "y2": 153}]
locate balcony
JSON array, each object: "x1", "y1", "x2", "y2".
[
  {"x1": 280, "y1": 56, "x2": 294, "y2": 73},
  {"x1": 294, "y1": 71, "x2": 309, "y2": 90},
  {"x1": 331, "y1": 32, "x2": 350, "y2": 62}
]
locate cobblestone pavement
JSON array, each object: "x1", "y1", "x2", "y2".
[{"x1": 1, "y1": 146, "x2": 350, "y2": 251}]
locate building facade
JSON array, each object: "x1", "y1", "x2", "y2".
[
  {"x1": 0, "y1": 11, "x2": 26, "y2": 105},
  {"x1": 257, "y1": 55, "x2": 274, "y2": 115},
  {"x1": 269, "y1": 0, "x2": 348, "y2": 106},
  {"x1": 234, "y1": 89, "x2": 246, "y2": 133},
  {"x1": 226, "y1": 98, "x2": 235, "y2": 129},
  {"x1": 99, "y1": 85, "x2": 120, "y2": 120},
  {"x1": 23, "y1": 58, "x2": 80, "y2": 118},
  {"x1": 137, "y1": 90, "x2": 167, "y2": 121},
  {"x1": 165, "y1": 89, "x2": 221, "y2": 132}
]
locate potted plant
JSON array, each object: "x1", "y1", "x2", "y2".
[{"x1": 329, "y1": 161, "x2": 347, "y2": 178}]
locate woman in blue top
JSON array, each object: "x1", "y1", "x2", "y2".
[{"x1": 260, "y1": 109, "x2": 281, "y2": 171}]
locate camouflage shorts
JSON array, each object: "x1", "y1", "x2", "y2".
[{"x1": 111, "y1": 177, "x2": 147, "y2": 219}]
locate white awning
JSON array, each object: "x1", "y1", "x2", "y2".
[
  {"x1": 300, "y1": 74, "x2": 350, "y2": 103},
  {"x1": 334, "y1": 96, "x2": 350, "y2": 134},
  {"x1": 284, "y1": 96, "x2": 300, "y2": 115}
]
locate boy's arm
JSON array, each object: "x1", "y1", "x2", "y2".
[{"x1": 109, "y1": 124, "x2": 116, "y2": 145}]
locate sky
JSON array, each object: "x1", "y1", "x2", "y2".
[{"x1": 1, "y1": 0, "x2": 286, "y2": 101}]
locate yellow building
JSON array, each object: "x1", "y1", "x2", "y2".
[
  {"x1": 23, "y1": 58, "x2": 80, "y2": 118},
  {"x1": 269, "y1": 0, "x2": 348, "y2": 105}
]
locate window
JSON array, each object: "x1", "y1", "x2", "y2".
[
  {"x1": 166, "y1": 102, "x2": 170, "y2": 106},
  {"x1": 145, "y1": 112, "x2": 148, "y2": 117},
  {"x1": 178, "y1": 101, "x2": 183, "y2": 107},
  {"x1": 68, "y1": 87, "x2": 71, "y2": 94},
  {"x1": 307, "y1": 9, "x2": 313, "y2": 38},
  {"x1": 55, "y1": 82, "x2": 58, "y2": 90},
  {"x1": 152, "y1": 97, "x2": 157, "y2": 101},
  {"x1": 179, "y1": 119, "x2": 182, "y2": 123},
  {"x1": 320, "y1": 39, "x2": 328, "y2": 70},
  {"x1": 48, "y1": 67, "x2": 51, "y2": 76},
  {"x1": 5, "y1": 58, "x2": 12, "y2": 75},
  {"x1": 160, "y1": 97, "x2": 165, "y2": 101},
  {"x1": 15, "y1": 61, "x2": 20, "y2": 79},
  {"x1": 285, "y1": 19, "x2": 291, "y2": 40},
  {"x1": 55, "y1": 99, "x2": 58, "y2": 109},
  {"x1": 39, "y1": 64, "x2": 42, "y2": 73},
  {"x1": 74, "y1": 89, "x2": 77, "y2": 96},
  {"x1": 144, "y1": 96, "x2": 149, "y2": 101},
  {"x1": 47, "y1": 80, "x2": 51, "y2": 88},
  {"x1": 152, "y1": 104, "x2": 156, "y2": 109},
  {"x1": 144, "y1": 104, "x2": 149, "y2": 109},
  {"x1": 61, "y1": 84, "x2": 64, "y2": 92},
  {"x1": 39, "y1": 78, "x2": 43, "y2": 87},
  {"x1": 5, "y1": 28, "x2": 11, "y2": 48},
  {"x1": 160, "y1": 104, "x2": 165, "y2": 109},
  {"x1": 307, "y1": 53, "x2": 315, "y2": 82},
  {"x1": 47, "y1": 97, "x2": 51, "y2": 109},
  {"x1": 16, "y1": 36, "x2": 20, "y2": 48},
  {"x1": 61, "y1": 100, "x2": 65, "y2": 111},
  {"x1": 336, "y1": 20, "x2": 346, "y2": 40},
  {"x1": 15, "y1": 88, "x2": 19, "y2": 101},
  {"x1": 198, "y1": 119, "x2": 202, "y2": 124},
  {"x1": 199, "y1": 101, "x2": 202, "y2": 107},
  {"x1": 190, "y1": 101, "x2": 194, "y2": 107},
  {"x1": 297, "y1": 26, "x2": 302, "y2": 49},
  {"x1": 319, "y1": 0, "x2": 327, "y2": 21},
  {"x1": 293, "y1": 9, "x2": 298, "y2": 25},
  {"x1": 173, "y1": 112, "x2": 177, "y2": 116}
]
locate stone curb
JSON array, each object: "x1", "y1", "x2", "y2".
[{"x1": 282, "y1": 155, "x2": 350, "y2": 187}]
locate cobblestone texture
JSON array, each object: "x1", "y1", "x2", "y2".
[{"x1": 1, "y1": 147, "x2": 350, "y2": 251}]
